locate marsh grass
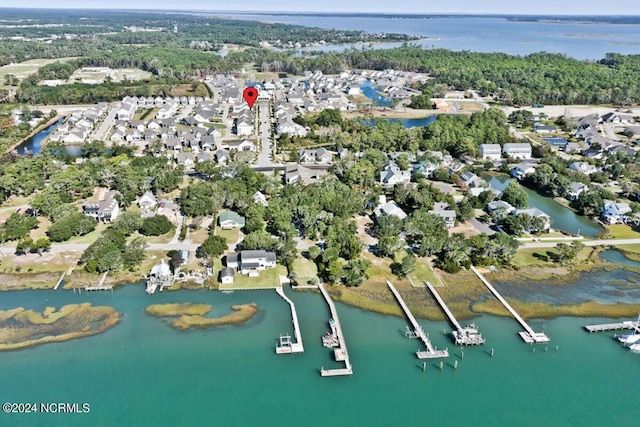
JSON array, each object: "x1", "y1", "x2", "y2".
[
  {"x1": 0, "y1": 303, "x2": 120, "y2": 351},
  {"x1": 171, "y1": 304, "x2": 259, "y2": 330},
  {"x1": 472, "y1": 298, "x2": 640, "y2": 319},
  {"x1": 145, "y1": 303, "x2": 211, "y2": 317}
]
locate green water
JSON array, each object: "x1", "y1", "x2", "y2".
[{"x1": 0, "y1": 285, "x2": 638, "y2": 427}]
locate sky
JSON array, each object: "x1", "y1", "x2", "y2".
[{"x1": 2, "y1": 1, "x2": 640, "y2": 15}]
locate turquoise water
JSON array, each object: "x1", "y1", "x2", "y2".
[
  {"x1": 485, "y1": 175, "x2": 602, "y2": 237},
  {"x1": 1, "y1": 285, "x2": 639, "y2": 427},
  {"x1": 360, "y1": 79, "x2": 393, "y2": 106}
]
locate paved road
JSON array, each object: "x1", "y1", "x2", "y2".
[
  {"x1": 256, "y1": 102, "x2": 273, "y2": 168},
  {"x1": 469, "y1": 217, "x2": 495, "y2": 235},
  {"x1": 93, "y1": 103, "x2": 118, "y2": 142},
  {"x1": 520, "y1": 238, "x2": 640, "y2": 249}
]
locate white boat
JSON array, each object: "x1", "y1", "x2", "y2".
[
  {"x1": 629, "y1": 343, "x2": 640, "y2": 353},
  {"x1": 617, "y1": 334, "x2": 640, "y2": 345}
]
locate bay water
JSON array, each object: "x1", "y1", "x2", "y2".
[{"x1": 0, "y1": 284, "x2": 638, "y2": 427}]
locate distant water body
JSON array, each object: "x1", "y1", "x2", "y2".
[
  {"x1": 207, "y1": 13, "x2": 640, "y2": 59},
  {"x1": 1, "y1": 285, "x2": 639, "y2": 427}
]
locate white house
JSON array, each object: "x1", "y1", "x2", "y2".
[
  {"x1": 228, "y1": 139, "x2": 256, "y2": 152},
  {"x1": 82, "y1": 190, "x2": 120, "y2": 223},
  {"x1": 373, "y1": 196, "x2": 407, "y2": 221},
  {"x1": 503, "y1": 143, "x2": 532, "y2": 160},
  {"x1": 569, "y1": 162, "x2": 597, "y2": 175},
  {"x1": 479, "y1": 144, "x2": 502, "y2": 161},
  {"x1": 510, "y1": 163, "x2": 536, "y2": 180},
  {"x1": 220, "y1": 267, "x2": 235, "y2": 284},
  {"x1": 601, "y1": 200, "x2": 632, "y2": 224},
  {"x1": 226, "y1": 250, "x2": 277, "y2": 277},
  {"x1": 253, "y1": 191, "x2": 268, "y2": 207},
  {"x1": 379, "y1": 162, "x2": 411, "y2": 186},
  {"x1": 138, "y1": 191, "x2": 157, "y2": 211}
]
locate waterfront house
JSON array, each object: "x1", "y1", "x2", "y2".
[
  {"x1": 566, "y1": 182, "x2": 588, "y2": 201},
  {"x1": 515, "y1": 208, "x2": 551, "y2": 232},
  {"x1": 601, "y1": 200, "x2": 632, "y2": 224},
  {"x1": 225, "y1": 250, "x2": 277, "y2": 277},
  {"x1": 460, "y1": 171, "x2": 482, "y2": 187},
  {"x1": 218, "y1": 211, "x2": 246, "y2": 229},
  {"x1": 82, "y1": 190, "x2": 120, "y2": 223},
  {"x1": 503, "y1": 143, "x2": 532, "y2": 160},
  {"x1": 220, "y1": 267, "x2": 235, "y2": 284},
  {"x1": 479, "y1": 144, "x2": 502, "y2": 161},
  {"x1": 510, "y1": 163, "x2": 536, "y2": 180}
]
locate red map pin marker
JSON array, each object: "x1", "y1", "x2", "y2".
[{"x1": 243, "y1": 87, "x2": 258, "y2": 108}]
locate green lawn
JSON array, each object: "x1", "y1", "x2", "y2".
[
  {"x1": 409, "y1": 256, "x2": 443, "y2": 287},
  {"x1": 219, "y1": 265, "x2": 287, "y2": 290},
  {"x1": 603, "y1": 224, "x2": 640, "y2": 239},
  {"x1": 291, "y1": 256, "x2": 318, "y2": 278},
  {"x1": 67, "y1": 223, "x2": 106, "y2": 244},
  {"x1": 216, "y1": 227, "x2": 240, "y2": 244}
]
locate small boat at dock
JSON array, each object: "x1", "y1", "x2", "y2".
[{"x1": 617, "y1": 334, "x2": 640, "y2": 345}]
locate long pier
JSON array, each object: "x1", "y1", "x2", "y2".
[
  {"x1": 386, "y1": 280, "x2": 449, "y2": 359},
  {"x1": 318, "y1": 283, "x2": 353, "y2": 377},
  {"x1": 425, "y1": 281, "x2": 485, "y2": 346},
  {"x1": 275, "y1": 286, "x2": 304, "y2": 354},
  {"x1": 471, "y1": 266, "x2": 549, "y2": 343}
]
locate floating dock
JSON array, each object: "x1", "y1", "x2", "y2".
[
  {"x1": 386, "y1": 280, "x2": 449, "y2": 359},
  {"x1": 585, "y1": 315, "x2": 640, "y2": 333},
  {"x1": 471, "y1": 266, "x2": 550, "y2": 343},
  {"x1": 318, "y1": 283, "x2": 353, "y2": 377},
  {"x1": 275, "y1": 286, "x2": 304, "y2": 354},
  {"x1": 425, "y1": 281, "x2": 485, "y2": 346}
]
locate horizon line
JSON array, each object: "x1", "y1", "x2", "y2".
[{"x1": 0, "y1": 7, "x2": 639, "y2": 17}]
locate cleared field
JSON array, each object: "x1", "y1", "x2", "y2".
[
  {"x1": 68, "y1": 67, "x2": 151, "y2": 84},
  {"x1": 0, "y1": 58, "x2": 77, "y2": 89}
]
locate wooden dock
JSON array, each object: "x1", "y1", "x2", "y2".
[
  {"x1": 386, "y1": 280, "x2": 449, "y2": 359},
  {"x1": 425, "y1": 281, "x2": 485, "y2": 346},
  {"x1": 275, "y1": 287, "x2": 304, "y2": 354},
  {"x1": 53, "y1": 271, "x2": 66, "y2": 290},
  {"x1": 471, "y1": 266, "x2": 549, "y2": 343},
  {"x1": 85, "y1": 272, "x2": 112, "y2": 292},
  {"x1": 585, "y1": 315, "x2": 640, "y2": 333},
  {"x1": 318, "y1": 283, "x2": 353, "y2": 377}
]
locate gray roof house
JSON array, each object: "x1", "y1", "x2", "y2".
[
  {"x1": 83, "y1": 190, "x2": 120, "y2": 223},
  {"x1": 429, "y1": 202, "x2": 457, "y2": 228},
  {"x1": 225, "y1": 250, "x2": 277, "y2": 277},
  {"x1": 503, "y1": 143, "x2": 532, "y2": 160},
  {"x1": 479, "y1": 144, "x2": 502, "y2": 160}
]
